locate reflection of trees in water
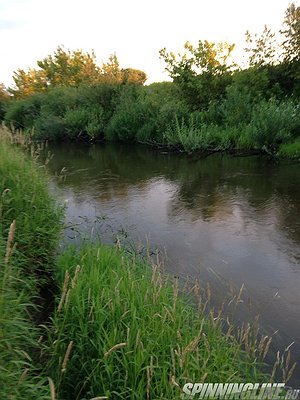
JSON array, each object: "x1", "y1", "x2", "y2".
[
  {"x1": 47, "y1": 142, "x2": 300, "y2": 246},
  {"x1": 169, "y1": 157, "x2": 300, "y2": 247},
  {"x1": 272, "y1": 166, "x2": 300, "y2": 245}
]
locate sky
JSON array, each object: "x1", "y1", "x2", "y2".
[{"x1": 0, "y1": 0, "x2": 295, "y2": 87}]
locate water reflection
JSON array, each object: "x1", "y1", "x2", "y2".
[{"x1": 47, "y1": 142, "x2": 300, "y2": 383}]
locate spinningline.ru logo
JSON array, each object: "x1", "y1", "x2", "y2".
[{"x1": 181, "y1": 383, "x2": 300, "y2": 399}]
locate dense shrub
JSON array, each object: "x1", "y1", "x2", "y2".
[
  {"x1": 248, "y1": 99, "x2": 300, "y2": 152},
  {"x1": 5, "y1": 95, "x2": 42, "y2": 130},
  {"x1": 3, "y1": 76, "x2": 300, "y2": 158},
  {"x1": 35, "y1": 114, "x2": 67, "y2": 140},
  {"x1": 164, "y1": 115, "x2": 243, "y2": 152},
  {"x1": 105, "y1": 86, "x2": 158, "y2": 141}
]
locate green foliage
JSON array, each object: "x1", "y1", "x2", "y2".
[
  {"x1": 10, "y1": 47, "x2": 147, "y2": 99},
  {"x1": 160, "y1": 40, "x2": 235, "y2": 78},
  {"x1": 45, "y1": 244, "x2": 267, "y2": 400},
  {"x1": 281, "y1": 2, "x2": 300, "y2": 62},
  {"x1": 278, "y1": 136, "x2": 300, "y2": 158},
  {"x1": 63, "y1": 108, "x2": 89, "y2": 138},
  {"x1": 79, "y1": 83, "x2": 121, "y2": 126},
  {"x1": 248, "y1": 99, "x2": 300, "y2": 152},
  {"x1": 105, "y1": 83, "x2": 190, "y2": 143},
  {"x1": 5, "y1": 85, "x2": 119, "y2": 141},
  {"x1": 85, "y1": 107, "x2": 105, "y2": 140},
  {"x1": 5, "y1": 81, "x2": 300, "y2": 159},
  {"x1": 0, "y1": 83, "x2": 10, "y2": 121},
  {"x1": 229, "y1": 67, "x2": 271, "y2": 100},
  {"x1": 35, "y1": 114, "x2": 66, "y2": 140},
  {"x1": 159, "y1": 40, "x2": 235, "y2": 109},
  {"x1": 4, "y1": 95, "x2": 42, "y2": 130},
  {"x1": 245, "y1": 25, "x2": 277, "y2": 67},
  {"x1": 0, "y1": 136, "x2": 62, "y2": 277},
  {"x1": 164, "y1": 116, "x2": 240, "y2": 152},
  {"x1": 105, "y1": 86, "x2": 157, "y2": 141},
  {"x1": 0, "y1": 130, "x2": 62, "y2": 398},
  {"x1": 4, "y1": 14, "x2": 300, "y2": 160},
  {"x1": 221, "y1": 84, "x2": 253, "y2": 126}
]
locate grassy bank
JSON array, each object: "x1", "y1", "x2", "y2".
[
  {"x1": 45, "y1": 244, "x2": 272, "y2": 399},
  {"x1": 0, "y1": 128, "x2": 62, "y2": 398}
]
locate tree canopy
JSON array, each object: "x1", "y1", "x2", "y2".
[
  {"x1": 10, "y1": 47, "x2": 147, "y2": 98},
  {"x1": 159, "y1": 40, "x2": 235, "y2": 109},
  {"x1": 281, "y1": 2, "x2": 300, "y2": 62}
]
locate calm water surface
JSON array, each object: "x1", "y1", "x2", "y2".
[{"x1": 47, "y1": 142, "x2": 300, "y2": 383}]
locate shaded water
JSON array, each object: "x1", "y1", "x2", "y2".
[{"x1": 48, "y1": 142, "x2": 300, "y2": 383}]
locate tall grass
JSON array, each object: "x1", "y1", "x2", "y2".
[
  {"x1": 278, "y1": 137, "x2": 300, "y2": 159},
  {"x1": 0, "y1": 127, "x2": 62, "y2": 398},
  {"x1": 163, "y1": 99, "x2": 300, "y2": 154},
  {"x1": 163, "y1": 116, "x2": 240, "y2": 153},
  {"x1": 45, "y1": 243, "x2": 273, "y2": 400}
]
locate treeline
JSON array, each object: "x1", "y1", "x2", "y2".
[{"x1": 2, "y1": 3, "x2": 300, "y2": 158}]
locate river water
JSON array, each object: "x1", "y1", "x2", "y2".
[{"x1": 47, "y1": 142, "x2": 300, "y2": 384}]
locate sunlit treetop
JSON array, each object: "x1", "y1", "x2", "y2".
[{"x1": 10, "y1": 47, "x2": 147, "y2": 98}]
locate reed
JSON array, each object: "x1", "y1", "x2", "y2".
[
  {"x1": 0, "y1": 127, "x2": 62, "y2": 399},
  {"x1": 45, "y1": 243, "x2": 276, "y2": 400}
]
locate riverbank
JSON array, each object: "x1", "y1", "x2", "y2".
[
  {"x1": 0, "y1": 128, "x2": 62, "y2": 398},
  {"x1": 3, "y1": 83, "x2": 300, "y2": 161},
  {"x1": 0, "y1": 128, "x2": 291, "y2": 399},
  {"x1": 47, "y1": 243, "x2": 272, "y2": 399}
]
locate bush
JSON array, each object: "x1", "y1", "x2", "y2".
[
  {"x1": 278, "y1": 137, "x2": 300, "y2": 158},
  {"x1": 248, "y1": 99, "x2": 300, "y2": 152},
  {"x1": 79, "y1": 83, "x2": 121, "y2": 126},
  {"x1": 221, "y1": 85, "x2": 254, "y2": 126},
  {"x1": 105, "y1": 86, "x2": 157, "y2": 141},
  {"x1": 164, "y1": 116, "x2": 241, "y2": 152},
  {"x1": 35, "y1": 114, "x2": 67, "y2": 141},
  {"x1": 85, "y1": 106, "x2": 105, "y2": 140},
  {"x1": 5, "y1": 95, "x2": 42, "y2": 131},
  {"x1": 39, "y1": 87, "x2": 79, "y2": 117},
  {"x1": 63, "y1": 106, "x2": 105, "y2": 140},
  {"x1": 63, "y1": 108, "x2": 89, "y2": 139}
]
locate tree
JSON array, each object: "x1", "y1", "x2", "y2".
[
  {"x1": 0, "y1": 83, "x2": 10, "y2": 120},
  {"x1": 159, "y1": 40, "x2": 235, "y2": 109},
  {"x1": 10, "y1": 68, "x2": 48, "y2": 98},
  {"x1": 244, "y1": 25, "x2": 277, "y2": 67},
  {"x1": 278, "y1": 3, "x2": 300, "y2": 97},
  {"x1": 0, "y1": 83, "x2": 9, "y2": 102},
  {"x1": 281, "y1": 2, "x2": 300, "y2": 62},
  {"x1": 10, "y1": 47, "x2": 101, "y2": 97},
  {"x1": 36, "y1": 46, "x2": 101, "y2": 87},
  {"x1": 10, "y1": 47, "x2": 147, "y2": 98},
  {"x1": 100, "y1": 54, "x2": 122, "y2": 84},
  {"x1": 121, "y1": 68, "x2": 147, "y2": 85}
]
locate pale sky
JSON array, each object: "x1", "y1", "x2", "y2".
[{"x1": 0, "y1": 0, "x2": 294, "y2": 87}]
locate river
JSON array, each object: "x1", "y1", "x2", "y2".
[{"x1": 47, "y1": 141, "x2": 300, "y2": 385}]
